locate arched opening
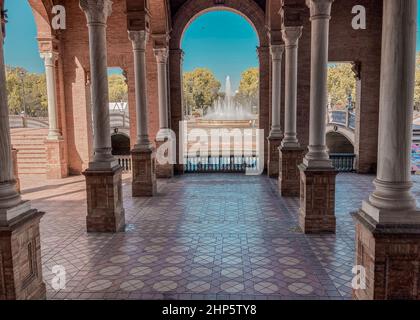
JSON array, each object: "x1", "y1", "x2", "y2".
[
  {"x1": 111, "y1": 133, "x2": 131, "y2": 156},
  {"x1": 327, "y1": 132, "x2": 355, "y2": 172},
  {"x1": 180, "y1": 10, "x2": 260, "y2": 173}
]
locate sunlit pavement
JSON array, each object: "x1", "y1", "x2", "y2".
[{"x1": 19, "y1": 173, "x2": 420, "y2": 300}]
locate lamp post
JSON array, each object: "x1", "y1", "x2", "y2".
[{"x1": 19, "y1": 70, "x2": 26, "y2": 116}]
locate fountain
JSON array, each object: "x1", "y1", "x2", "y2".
[{"x1": 203, "y1": 76, "x2": 257, "y2": 121}]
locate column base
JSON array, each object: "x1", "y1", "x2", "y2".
[
  {"x1": 353, "y1": 209, "x2": 420, "y2": 300},
  {"x1": 155, "y1": 140, "x2": 174, "y2": 179},
  {"x1": 12, "y1": 148, "x2": 20, "y2": 193},
  {"x1": 45, "y1": 139, "x2": 68, "y2": 180},
  {"x1": 298, "y1": 164, "x2": 337, "y2": 234},
  {"x1": 279, "y1": 147, "x2": 304, "y2": 197},
  {"x1": 0, "y1": 207, "x2": 46, "y2": 300},
  {"x1": 83, "y1": 166, "x2": 125, "y2": 233},
  {"x1": 267, "y1": 136, "x2": 282, "y2": 178},
  {"x1": 131, "y1": 149, "x2": 157, "y2": 197}
]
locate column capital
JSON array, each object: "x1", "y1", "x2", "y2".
[
  {"x1": 306, "y1": 0, "x2": 334, "y2": 20},
  {"x1": 282, "y1": 26, "x2": 303, "y2": 49},
  {"x1": 40, "y1": 52, "x2": 59, "y2": 67},
  {"x1": 79, "y1": 0, "x2": 113, "y2": 25},
  {"x1": 128, "y1": 30, "x2": 149, "y2": 51},
  {"x1": 154, "y1": 47, "x2": 169, "y2": 64},
  {"x1": 270, "y1": 44, "x2": 285, "y2": 61}
]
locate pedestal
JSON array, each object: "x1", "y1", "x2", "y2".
[
  {"x1": 267, "y1": 137, "x2": 282, "y2": 178},
  {"x1": 298, "y1": 165, "x2": 337, "y2": 233},
  {"x1": 83, "y1": 166, "x2": 125, "y2": 233},
  {"x1": 279, "y1": 147, "x2": 304, "y2": 197},
  {"x1": 132, "y1": 149, "x2": 157, "y2": 197},
  {"x1": 353, "y1": 210, "x2": 420, "y2": 300},
  {"x1": 12, "y1": 148, "x2": 20, "y2": 193},
  {"x1": 155, "y1": 139, "x2": 174, "y2": 179},
  {"x1": 0, "y1": 206, "x2": 46, "y2": 300},
  {"x1": 45, "y1": 139, "x2": 68, "y2": 179}
]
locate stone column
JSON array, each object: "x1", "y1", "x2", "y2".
[
  {"x1": 298, "y1": 0, "x2": 336, "y2": 234},
  {"x1": 0, "y1": 22, "x2": 45, "y2": 300},
  {"x1": 267, "y1": 45, "x2": 284, "y2": 178},
  {"x1": 129, "y1": 30, "x2": 156, "y2": 197},
  {"x1": 80, "y1": 0, "x2": 125, "y2": 233},
  {"x1": 154, "y1": 47, "x2": 174, "y2": 178},
  {"x1": 40, "y1": 51, "x2": 68, "y2": 179},
  {"x1": 279, "y1": 26, "x2": 304, "y2": 197},
  {"x1": 353, "y1": 0, "x2": 420, "y2": 300}
]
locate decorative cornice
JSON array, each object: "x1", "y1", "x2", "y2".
[
  {"x1": 306, "y1": 0, "x2": 334, "y2": 20},
  {"x1": 128, "y1": 30, "x2": 149, "y2": 51},
  {"x1": 152, "y1": 33, "x2": 170, "y2": 50},
  {"x1": 270, "y1": 44, "x2": 285, "y2": 61},
  {"x1": 79, "y1": 0, "x2": 113, "y2": 25},
  {"x1": 154, "y1": 47, "x2": 169, "y2": 64},
  {"x1": 40, "y1": 52, "x2": 59, "y2": 67},
  {"x1": 282, "y1": 26, "x2": 303, "y2": 49}
]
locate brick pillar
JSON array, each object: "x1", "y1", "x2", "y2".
[
  {"x1": 84, "y1": 167, "x2": 125, "y2": 232},
  {"x1": 155, "y1": 139, "x2": 174, "y2": 178},
  {"x1": 132, "y1": 149, "x2": 157, "y2": 197},
  {"x1": 0, "y1": 21, "x2": 45, "y2": 300},
  {"x1": 45, "y1": 139, "x2": 68, "y2": 179},
  {"x1": 279, "y1": 147, "x2": 304, "y2": 197},
  {"x1": 298, "y1": 166, "x2": 337, "y2": 233},
  {"x1": 352, "y1": 0, "x2": 420, "y2": 300},
  {"x1": 12, "y1": 148, "x2": 20, "y2": 193},
  {"x1": 267, "y1": 137, "x2": 281, "y2": 177},
  {"x1": 0, "y1": 210, "x2": 46, "y2": 300}
]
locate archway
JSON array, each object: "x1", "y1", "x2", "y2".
[
  {"x1": 169, "y1": 0, "x2": 269, "y2": 174},
  {"x1": 327, "y1": 132, "x2": 356, "y2": 172}
]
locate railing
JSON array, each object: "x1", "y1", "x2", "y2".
[
  {"x1": 9, "y1": 115, "x2": 49, "y2": 129},
  {"x1": 327, "y1": 110, "x2": 356, "y2": 130},
  {"x1": 117, "y1": 155, "x2": 132, "y2": 173},
  {"x1": 184, "y1": 155, "x2": 258, "y2": 173},
  {"x1": 330, "y1": 153, "x2": 356, "y2": 172}
]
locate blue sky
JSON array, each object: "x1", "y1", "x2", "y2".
[{"x1": 3, "y1": 1, "x2": 420, "y2": 91}]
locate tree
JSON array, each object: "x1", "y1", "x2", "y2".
[
  {"x1": 183, "y1": 68, "x2": 221, "y2": 114},
  {"x1": 414, "y1": 52, "x2": 420, "y2": 111},
  {"x1": 327, "y1": 63, "x2": 356, "y2": 110},
  {"x1": 108, "y1": 74, "x2": 128, "y2": 105},
  {"x1": 236, "y1": 67, "x2": 259, "y2": 107},
  {"x1": 6, "y1": 66, "x2": 47, "y2": 117}
]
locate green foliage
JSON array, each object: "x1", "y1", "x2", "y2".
[
  {"x1": 236, "y1": 67, "x2": 259, "y2": 107},
  {"x1": 183, "y1": 68, "x2": 221, "y2": 113},
  {"x1": 327, "y1": 63, "x2": 356, "y2": 110},
  {"x1": 108, "y1": 74, "x2": 128, "y2": 103},
  {"x1": 6, "y1": 66, "x2": 47, "y2": 117},
  {"x1": 414, "y1": 52, "x2": 420, "y2": 111}
]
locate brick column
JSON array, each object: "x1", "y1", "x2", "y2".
[
  {"x1": 267, "y1": 45, "x2": 284, "y2": 178},
  {"x1": 40, "y1": 51, "x2": 68, "y2": 179},
  {"x1": 154, "y1": 47, "x2": 174, "y2": 178},
  {"x1": 279, "y1": 13, "x2": 305, "y2": 196},
  {"x1": 80, "y1": 0, "x2": 125, "y2": 233},
  {"x1": 353, "y1": 0, "x2": 420, "y2": 300},
  {"x1": 129, "y1": 30, "x2": 157, "y2": 197},
  {"x1": 299, "y1": 0, "x2": 337, "y2": 234},
  {"x1": 0, "y1": 21, "x2": 45, "y2": 300}
]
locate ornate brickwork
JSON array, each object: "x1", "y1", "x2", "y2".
[
  {"x1": 132, "y1": 149, "x2": 157, "y2": 197},
  {"x1": 83, "y1": 167, "x2": 125, "y2": 232},
  {"x1": 353, "y1": 211, "x2": 420, "y2": 300},
  {"x1": 0, "y1": 210, "x2": 46, "y2": 300},
  {"x1": 267, "y1": 137, "x2": 282, "y2": 178},
  {"x1": 279, "y1": 147, "x2": 304, "y2": 197},
  {"x1": 299, "y1": 166, "x2": 337, "y2": 233}
]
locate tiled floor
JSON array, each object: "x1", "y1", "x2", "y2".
[{"x1": 19, "y1": 173, "x2": 420, "y2": 300}]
